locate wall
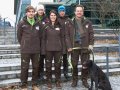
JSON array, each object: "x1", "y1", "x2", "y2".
[{"x1": 31, "y1": 0, "x2": 53, "y2": 8}]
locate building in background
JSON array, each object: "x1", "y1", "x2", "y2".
[{"x1": 14, "y1": 0, "x2": 120, "y2": 26}]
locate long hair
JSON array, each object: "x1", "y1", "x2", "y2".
[{"x1": 49, "y1": 10, "x2": 59, "y2": 26}]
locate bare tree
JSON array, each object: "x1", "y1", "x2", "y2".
[
  {"x1": 88, "y1": 0, "x2": 120, "y2": 57},
  {"x1": 82, "y1": 0, "x2": 120, "y2": 57},
  {"x1": 84, "y1": 0, "x2": 120, "y2": 28}
]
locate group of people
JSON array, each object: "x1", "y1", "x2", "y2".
[{"x1": 17, "y1": 3, "x2": 94, "y2": 90}]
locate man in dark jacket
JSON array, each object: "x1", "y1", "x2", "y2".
[
  {"x1": 17, "y1": 5, "x2": 42, "y2": 90},
  {"x1": 66, "y1": 4, "x2": 94, "y2": 88},
  {"x1": 35, "y1": 4, "x2": 49, "y2": 81},
  {"x1": 57, "y1": 5, "x2": 71, "y2": 80}
]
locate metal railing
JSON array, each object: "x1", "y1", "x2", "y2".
[
  {"x1": 94, "y1": 44, "x2": 119, "y2": 79},
  {"x1": 0, "y1": 27, "x2": 17, "y2": 45}
]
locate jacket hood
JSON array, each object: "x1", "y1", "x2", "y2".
[{"x1": 72, "y1": 16, "x2": 87, "y2": 23}]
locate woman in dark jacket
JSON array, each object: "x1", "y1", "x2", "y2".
[
  {"x1": 35, "y1": 4, "x2": 49, "y2": 81},
  {"x1": 41, "y1": 10, "x2": 63, "y2": 89}
]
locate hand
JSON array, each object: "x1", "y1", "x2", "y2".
[
  {"x1": 88, "y1": 45, "x2": 93, "y2": 50},
  {"x1": 68, "y1": 48, "x2": 72, "y2": 52}
]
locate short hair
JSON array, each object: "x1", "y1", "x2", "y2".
[
  {"x1": 25, "y1": 5, "x2": 35, "y2": 13},
  {"x1": 75, "y1": 4, "x2": 84, "y2": 11}
]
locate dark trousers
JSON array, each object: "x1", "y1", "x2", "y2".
[
  {"x1": 21, "y1": 53, "x2": 40, "y2": 85},
  {"x1": 45, "y1": 51, "x2": 61, "y2": 82},
  {"x1": 71, "y1": 49, "x2": 90, "y2": 81},
  {"x1": 62, "y1": 54, "x2": 69, "y2": 74},
  {"x1": 39, "y1": 55, "x2": 45, "y2": 75}
]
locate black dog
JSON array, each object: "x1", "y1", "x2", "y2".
[{"x1": 82, "y1": 60, "x2": 112, "y2": 90}]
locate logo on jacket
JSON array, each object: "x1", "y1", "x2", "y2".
[
  {"x1": 85, "y1": 24, "x2": 89, "y2": 28},
  {"x1": 42, "y1": 22, "x2": 45, "y2": 25},
  {"x1": 55, "y1": 27, "x2": 60, "y2": 31},
  {"x1": 22, "y1": 25, "x2": 28, "y2": 28},
  {"x1": 65, "y1": 22, "x2": 67, "y2": 24},
  {"x1": 36, "y1": 26, "x2": 39, "y2": 30}
]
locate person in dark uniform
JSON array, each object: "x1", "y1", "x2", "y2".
[
  {"x1": 57, "y1": 5, "x2": 71, "y2": 80},
  {"x1": 41, "y1": 10, "x2": 64, "y2": 90},
  {"x1": 35, "y1": 4, "x2": 49, "y2": 81},
  {"x1": 65, "y1": 4, "x2": 94, "y2": 88},
  {"x1": 17, "y1": 5, "x2": 42, "y2": 90}
]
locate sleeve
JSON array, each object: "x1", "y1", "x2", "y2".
[
  {"x1": 88, "y1": 21, "x2": 94, "y2": 45},
  {"x1": 64, "y1": 20, "x2": 72, "y2": 49},
  {"x1": 17, "y1": 21, "x2": 23, "y2": 44},
  {"x1": 41, "y1": 25, "x2": 47, "y2": 55},
  {"x1": 60, "y1": 27, "x2": 66, "y2": 54}
]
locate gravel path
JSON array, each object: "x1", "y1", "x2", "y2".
[{"x1": 28, "y1": 75, "x2": 120, "y2": 90}]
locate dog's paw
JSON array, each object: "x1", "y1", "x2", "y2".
[{"x1": 88, "y1": 87, "x2": 92, "y2": 90}]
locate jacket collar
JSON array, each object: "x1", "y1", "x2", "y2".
[{"x1": 23, "y1": 16, "x2": 39, "y2": 25}]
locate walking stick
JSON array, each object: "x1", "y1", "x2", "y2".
[{"x1": 72, "y1": 47, "x2": 94, "y2": 62}]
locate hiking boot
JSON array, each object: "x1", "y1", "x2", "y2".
[
  {"x1": 21, "y1": 88, "x2": 28, "y2": 90},
  {"x1": 56, "y1": 81, "x2": 62, "y2": 89},
  {"x1": 47, "y1": 83, "x2": 52, "y2": 90},
  {"x1": 32, "y1": 85, "x2": 40, "y2": 90},
  {"x1": 71, "y1": 80, "x2": 77, "y2": 87},
  {"x1": 21, "y1": 83, "x2": 28, "y2": 90},
  {"x1": 0, "y1": 88, "x2": 3, "y2": 90},
  {"x1": 82, "y1": 80, "x2": 89, "y2": 88}
]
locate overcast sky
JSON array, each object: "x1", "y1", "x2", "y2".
[{"x1": 0, "y1": 0, "x2": 16, "y2": 26}]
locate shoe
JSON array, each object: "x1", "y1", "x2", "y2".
[
  {"x1": 47, "y1": 83, "x2": 52, "y2": 90},
  {"x1": 56, "y1": 81, "x2": 62, "y2": 89},
  {"x1": 39, "y1": 73, "x2": 44, "y2": 81},
  {"x1": 71, "y1": 80, "x2": 77, "y2": 87},
  {"x1": 32, "y1": 85, "x2": 40, "y2": 90},
  {"x1": 21, "y1": 83, "x2": 28, "y2": 90},
  {"x1": 82, "y1": 80, "x2": 89, "y2": 88},
  {"x1": 21, "y1": 88, "x2": 28, "y2": 90}
]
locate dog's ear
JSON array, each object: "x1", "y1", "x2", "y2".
[{"x1": 89, "y1": 60, "x2": 93, "y2": 67}]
